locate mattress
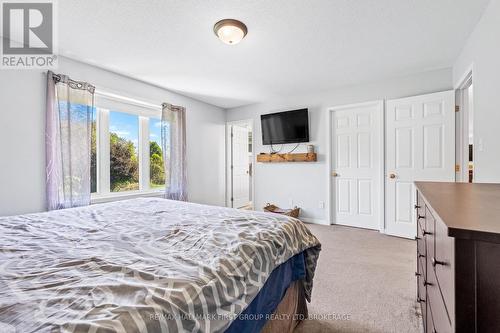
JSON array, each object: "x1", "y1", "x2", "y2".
[{"x1": 0, "y1": 198, "x2": 321, "y2": 332}]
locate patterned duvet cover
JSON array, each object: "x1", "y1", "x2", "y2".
[{"x1": 0, "y1": 198, "x2": 320, "y2": 333}]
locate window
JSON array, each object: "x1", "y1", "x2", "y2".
[
  {"x1": 149, "y1": 118, "x2": 166, "y2": 189},
  {"x1": 91, "y1": 93, "x2": 166, "y2": 200},
  {"x1": 109, "y1": 111, "x2": 140, "y2": 192}
]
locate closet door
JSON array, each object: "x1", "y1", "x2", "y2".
[
  {"x1": 231, "y1": 124, "x2": 250, "y2": 208},
  {"x1": 330, "y1": 101, "x2": 383, "y2": 230},
  {"x1": 385, "y1": 91, "x2": 455, "y2": 238}
]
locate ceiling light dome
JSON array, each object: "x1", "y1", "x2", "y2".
[{"x1": 213, "y1": 19, "x2": 248, "y2": 45}]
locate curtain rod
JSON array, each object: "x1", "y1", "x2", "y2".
[
  {"x1": 42, "y1": 72, "x2": 163, "y2": 111},
  {"x1": 94, "y1": 89, "x2": 162, "y2": 111}
]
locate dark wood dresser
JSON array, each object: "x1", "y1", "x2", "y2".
[{"x1": 415, "y1": 182, "x2": 500, "y2": 333}]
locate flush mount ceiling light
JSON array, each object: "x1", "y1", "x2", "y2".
[{"x1": 213, "y1": 19, "x2": 248, "y2": 45}]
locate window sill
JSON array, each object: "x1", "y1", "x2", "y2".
[{"x1": 91, "y1": 189, "x2": 164, "y2": 204}]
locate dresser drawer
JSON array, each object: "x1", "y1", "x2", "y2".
[
  {"x1": 416, "y1": 193, "x2": 426, "y2": 233},
  {"x1": 427, "y1": 295, "x2": 435, "y2": 333},
  {"x1": 424, "y1": 206, "x2": 435, "y2": 267},
  {"x1": 423, "y1": 206, "x2": 435, "y2": 238},
  {"x1": 418, "y1": 248, "x2": 426, "y2": 276},
  {"x1": 417, "y1": 220, "x2": 426, "y2": 265},
  {"x1": 417, "y1": 215, "x2": 426, "y2": 236},
  {"x1": 417, "y1": 259, "x2": 427, "y2": 331},
  {"x1": 427, "y1": 266, "x2": 452, "y2": 333},
  {"x1": 417, "y1": 259, "x2": 426, "y2": 302},
  {"x1": 433, "y1": 216, "x2": 455, "y2": 323}
]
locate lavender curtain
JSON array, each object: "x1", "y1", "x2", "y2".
[
  {"x1": 46, "y1": 71, "x2": 95, "y2": 210},
  {"x1": 161, "y1": 103, "x2": 187, "y2": 201}
]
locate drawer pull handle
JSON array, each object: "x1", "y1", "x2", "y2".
[
  {"x1": 423, "y1": 230, "x2": 432, "y2": 236},
  {"x1": 418, "y1": 253, "x2": 426, "y2": 258},
  {"x1": 418, "y1": 215, "x2": 425, "y2": 220},
  {"x1": 415, "y1": 236, "x2": 421, "y2": 241},
  {"x1": 424, "y1": 280, "x2": 433, "y2": 286},
  {"x1": 415, "y1": 272, "x2": 421, "y2": 277},
  {"x1": 415, "y1": 205, "x2": 421, "y2": 209},
  {"x1": 431, "y1": 257, "x2": 446, "y2": 267},
  {"x1": 417, "y1": 297, "x2": 426, "y2": 303}
]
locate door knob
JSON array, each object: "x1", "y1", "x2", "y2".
[
  {"x1": 332, "y1": 172, "x2": 339, "y2": 177},
  {"x1": 389, "y1": 173, "x2": 396, "y2": 179}
]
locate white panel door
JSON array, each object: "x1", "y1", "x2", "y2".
[
  {"x1": 386, "y1": 91, "x2": 455, "y2": 238},
  {"x1": 331, "y1": 101, "x2": 383, "y2": 230},
  {"x1": 231, "y1": 125, "x2": 250, "y2": 208}
]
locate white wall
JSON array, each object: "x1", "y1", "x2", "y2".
[
  {"x1": 227, "y1": 69, "x2": 453, "y2": 223},
  {"x1": 0, "y1": 57, "x2": 226, "y2": 216},
  {"x1": 454, "y1": 0, "x2": 500, "y2": 183}
]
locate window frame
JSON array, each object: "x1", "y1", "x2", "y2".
[{"x1": 91, "y1": 91, "x2": 165, "y2": 203}]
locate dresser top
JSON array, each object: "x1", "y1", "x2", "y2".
[{"x1": 415, "y1": 182, "x2": 500, "y2": 242}]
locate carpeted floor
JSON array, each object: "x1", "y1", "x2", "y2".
[{"x1": 295, "y1": 224, "x2": 423, "y2": 333}]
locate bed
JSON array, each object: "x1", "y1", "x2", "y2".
[{"x1": 0, "y1": 198, "x2": 321, "y2": 332}]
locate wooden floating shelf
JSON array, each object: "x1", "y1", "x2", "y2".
[{"x1": 257, "y1": 153, "x2": 317, "y2": 163}]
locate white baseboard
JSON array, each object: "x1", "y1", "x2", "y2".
[{"x1": 300, "y1": 217, "x2": 330, "y2": 225}]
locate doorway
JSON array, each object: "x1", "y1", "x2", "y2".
[
  {"x1": 328, "y1": 92, "x2": 456, "y2": 239},
  {"x1": 226, "y1": 120, "x2": 254, "y2": 209},
  {"x1": 385, "y1": 91, "x2": 455, "y2": 238},
  {"x1": 456, "y1": 72, "x2": 474, "y2": 183},
  {"x1": 328, "y1": 101, "x2": 384, "y2": 231}
]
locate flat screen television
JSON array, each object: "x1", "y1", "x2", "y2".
[{"x1": 261, "y1": 108, "x2": 309, "y2": 145}]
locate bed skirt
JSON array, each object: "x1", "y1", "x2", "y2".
[{"x1": 226, "y1": 251, "x2": 309, "y2": 333}]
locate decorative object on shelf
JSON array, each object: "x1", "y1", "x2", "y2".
[
  {"x1": 257, "y1": 153, "x2": 317, "y2": 163},
  {"x1": 307, "y1": 144, "x2": 315, "y2": 154},
  {"x1": 264, "y1": 203, "x2": 300, "y2": 218}
]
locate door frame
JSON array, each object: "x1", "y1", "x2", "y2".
[
  {"x1": 454, "y1": 66, "x2": 474, "y2": 183},
  {"x1": 226, "y1": 119, "x2": 255, "y2": 208},
  {"x1": 326, "y1": 100, "x2": 385, "y2": 232}
]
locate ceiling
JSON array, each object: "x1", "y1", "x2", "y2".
[{"x1": 58, "y1": 0, "x2": 490, "y2": 109}]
